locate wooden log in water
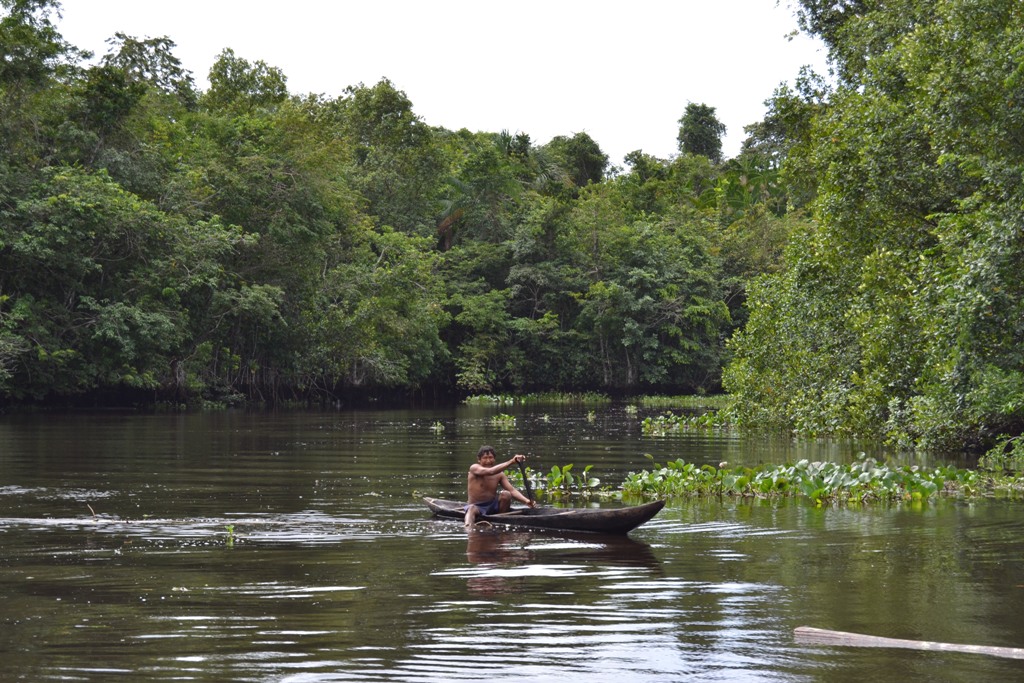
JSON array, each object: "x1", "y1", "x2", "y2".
[{"x1": 794, "y1": 626, "x2": 1024, "y2": 661}]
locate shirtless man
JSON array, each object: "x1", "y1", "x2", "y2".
[{"x1": 465, "y1": 445, "x2": 535, "y2": 527}]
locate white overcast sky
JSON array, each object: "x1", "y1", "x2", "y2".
[{"x1": 55, "y1": 0, "x2": 829, "y2": 166}]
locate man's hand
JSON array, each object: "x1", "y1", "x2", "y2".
[{"x1": 513, "y1": 454, "x2": 526, "y2": 464}]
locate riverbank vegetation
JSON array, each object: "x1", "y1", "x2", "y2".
[
  {"x1": 2, "y1": 1, "x2": 1024, "y2": 456},
  {"x1": 620, "y1": 457, "x2": 993, "y2": 505},
  {"x1": 722, "y1": 0, "x2": 1024, "y2": 452},
  {"x1": 463, "y1": 392, "x2": 613, "y2": 406},
  {"x1": 622, "y1": 447, "x2": 1024, "y2": 505},
  {"x1": 516, "y1": 453, "x2": 1024, "y2": 506}
]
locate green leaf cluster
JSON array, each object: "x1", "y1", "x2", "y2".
[
  {"x1": 725, "y1": 0, "x2": 1024, "y2": 450},
  {"x1": 639, "y1": 408, "x2": 729, "y2": 435},
  {"x1": 510, "y1": 463, "x2": 602, "y2": 500},
  {"x1": 621, "y1": 457, "x2": 990, "y2": 504},
  {"x1": 544, "y1": 463, "x2": 600, "y2": 496}
]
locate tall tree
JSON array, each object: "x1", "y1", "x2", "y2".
[
  {"x1": 101, "y1": 32, "x2": 196, "y2": 106},
  {"x1": 546, "y1": 131, "x2": 609, "y2": 189},
  {"x1": 0, "y1": 0, "x2": 70, "y2": 87},
  {"x1": 336, "y1": 79, "x2": 446, "y2": 235},
  {"x1": 677, "y1": 102, "x2": 726, "y2": 164},
  {"x1": 203, "y1": 48, "x2": 287, "y2": 112}
]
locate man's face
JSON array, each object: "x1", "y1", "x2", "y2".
[{"x1": 479, "y1": 451, "x2": 495, "y2": 465}]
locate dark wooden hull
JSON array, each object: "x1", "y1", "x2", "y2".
[{"x1": 423, "y1": 497, "x2": 665, "y2": 535}]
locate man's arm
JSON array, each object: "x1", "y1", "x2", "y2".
[
  {"x1": 499, "y1": 474, "x2": 534, "y2": 506},
  {"x1": 469, "y1": 454, "x2": 525, "y2": 477}
]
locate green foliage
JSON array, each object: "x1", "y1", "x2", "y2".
[
  {"x1": 462, "y1": 394, "x2": 518, "y2": 406},
  {"x1": 640, "y1": 410, "x2": 728, "y2": 435},
  {"x1": 544, "y1": 132, "x2": 609, "y2": 189},
  {"x1": 2, "y1": 0, "x2": 1020, "y2": 465},
  {"x1": 3, "y1": 167, "x2": 190, "y2": 396},
  {"x1": 545, "y1": 463, "x2": 600, "y2": 496},
  {"x1": 635, "y1": 394, "x2": 729, "y2": 409},
  {"x1": 101, "y1": 32, "x2": 196, "y2": 105},
  {"x1": 623, "y1": 457, "x2": 725, "y2": 497},
  {"x1": 448, "y1": 286, "x2": 512, "y2": 393},
  {"x1": 488, "y1": 413, "x2": 516, "y2": 428},
  {"x1": 678, "y1": 103, "x2": 726, "y2": 164},
  {"x1": 622, "y1": 456, "x2": 987, "y2": 505},
  {"x1": 0, "y1": 4, "x2": 889, "y2": 416},
  {"x1": 463, "y1": 392, "x2": 611, "y2": 405},
  {"x1": 567, "y1": 198, "x2": 730, "y2": 390},
  {"x1": 298, "y1": 226, "x2": 449, "y2": 392},
  {"x1": 727, "y1": 0, "x2": 1024, "y2": 451},
  {"x1": 338, "y1": 79, "x2": 447, "y2": 236},
  {"x1": 203, "y1": 48, "x2": 287, "y2": 112},
  {"x1": 979, "y1": 436, "x2": 1024, "y2": 474},
  {"x1": 0, "y1": 0, "x2": 69, "y2": 88},
  {"x1": 511, "y1": 463, "x2": 603, "y2": 500}
]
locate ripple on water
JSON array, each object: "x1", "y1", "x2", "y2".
[{"x1": 6, "y1": 413, "x2": 1024, "y2": 683}]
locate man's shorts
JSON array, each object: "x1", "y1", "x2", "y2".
[{"x1": 465, "y1": 498, "x2": 501, "y2": 515}]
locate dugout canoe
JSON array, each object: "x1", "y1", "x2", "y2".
[{"x1": 423, "y1": 497, "x2": 665, "y2": 535}]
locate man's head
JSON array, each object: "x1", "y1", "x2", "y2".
[{"x1": 476, "y1": 445, "x2": 495, "y2": 460}]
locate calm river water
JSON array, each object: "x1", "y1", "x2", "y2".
[{"x1": 2, "y1": 405, "x2": 1024, "y2": 682}]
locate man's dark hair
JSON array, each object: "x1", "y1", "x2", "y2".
[{"x1": 476, "y1": 445, "x2": 495, "y2": 459}]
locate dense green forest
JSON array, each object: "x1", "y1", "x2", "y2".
[
  {"x1": 0, "y1": 0, "x2": 781, "y2": 406},
  {"x1": 725, "y1": 0, "x2": 1024, "y2": 452},
  {"x1": 2, "y1": 0, "x2": 1023, "y2": 454}
]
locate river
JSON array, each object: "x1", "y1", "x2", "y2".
[{"x1": 2, "y1": 405, "x2": 1024, "y2": 681}]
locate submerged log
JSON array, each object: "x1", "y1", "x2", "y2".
[{"x1": 794, "y1": 626, "x2": 1024, "y2": 661}]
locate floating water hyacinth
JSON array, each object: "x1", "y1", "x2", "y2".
[
  {"x1": 619, "y1": 456, "x2": 1007, "y2": 505},
  {"x1": 489, "y1": 413, "x2": 516, "y2": 429},
  {"x1": 640, "y1": 410, "x2": 729, "y2": 435},
  {"x1": 464, "y1": 392, "x2": 611, "y2": 405}
]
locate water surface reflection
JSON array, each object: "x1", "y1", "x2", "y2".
[{"x1": 3, "y1": 409, "x2": 1024, "y2": 681}]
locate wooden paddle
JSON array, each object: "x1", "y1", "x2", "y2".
[{"x1": 518, "y1": 459, "x2": 534, "y2": 504}]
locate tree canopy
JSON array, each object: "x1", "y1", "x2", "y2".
[
  {"x1": 677, "y1": 103, "x2": 726, "y2": 164},
  {"x1": 4, "y1": 0, "x2": 1024, "y2": 455},
  {"x1": 0, "y1": 0, "x2": 762, "y2": 408},
  {"x1": 725, "y1": 0, "x2": 1024, "y2": 450}
]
